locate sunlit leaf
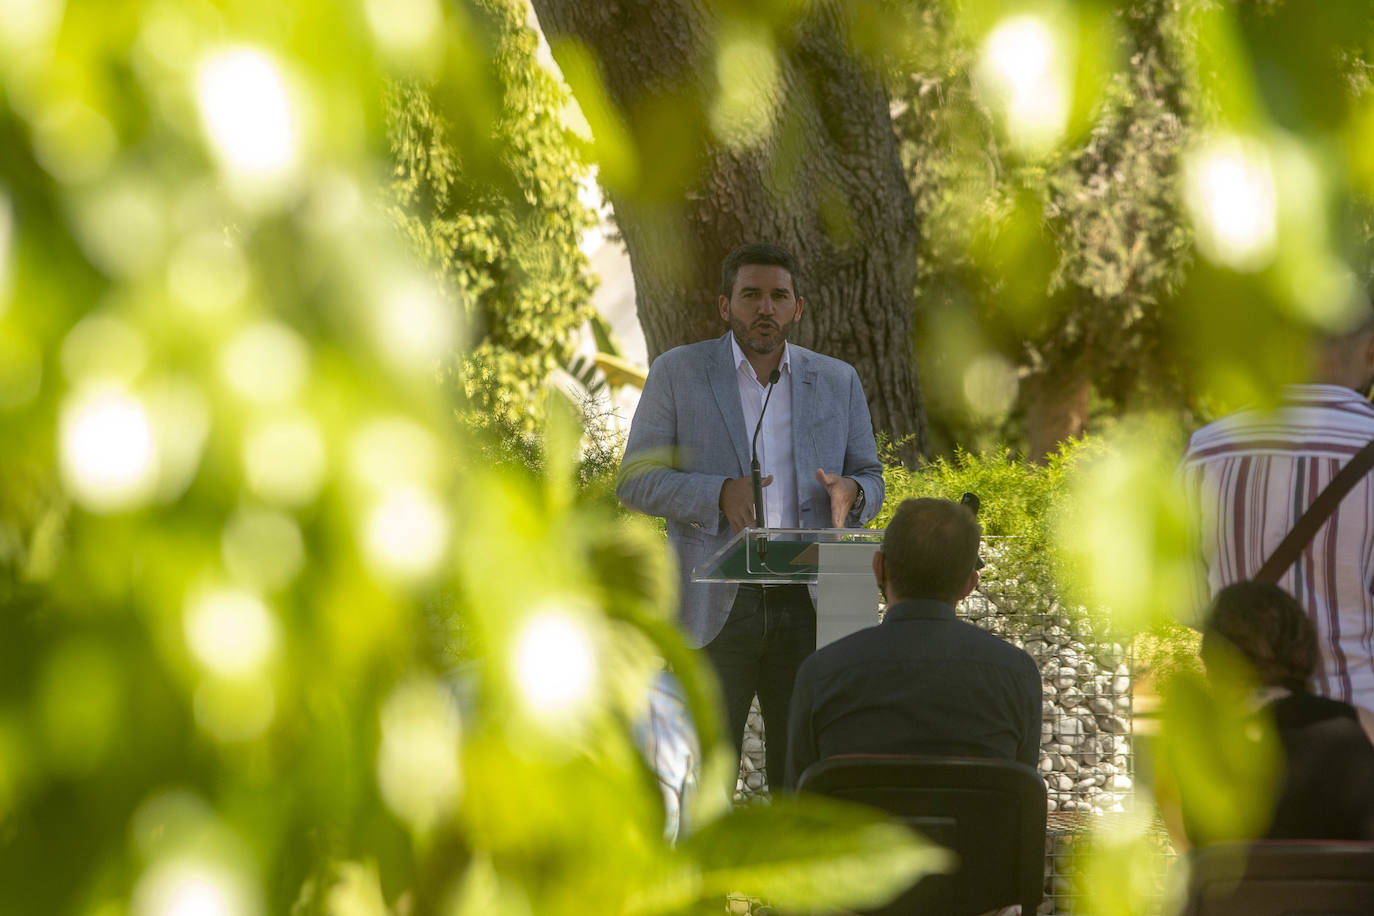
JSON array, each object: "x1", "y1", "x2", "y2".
[{"x1": 676, "y1": 795, "x2": 951, "y2": 912}]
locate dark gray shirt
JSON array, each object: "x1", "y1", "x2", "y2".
[{"x1": 786, "y1": 598, "x2": 1043, "y2": 788}]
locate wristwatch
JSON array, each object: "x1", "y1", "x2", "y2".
[{"x1": 849, "y1": 479, "x2": 865, "y2": 516}]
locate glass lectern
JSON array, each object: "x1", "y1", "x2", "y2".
[{"x1": 693, "y1": 527, "x2": 885, "y2": 648}]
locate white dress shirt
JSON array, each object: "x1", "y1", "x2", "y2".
[{"x1": 731, "y1": 335, "x2": 798, "y2": 529}]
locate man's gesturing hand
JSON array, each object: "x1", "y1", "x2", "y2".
[
  {"x1": 720, "y1": 475, "x2": 770, "y2": 533},
  {"x1": 815, "y1": 468, "x2": 858, "y2": 527}
]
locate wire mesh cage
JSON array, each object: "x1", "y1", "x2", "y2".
[{"x1": 968, "y1": 546, "x2": 1146, "y2": 914}]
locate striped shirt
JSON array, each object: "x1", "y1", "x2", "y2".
[{"x1": 1180, "y1": 384, "x2": 1374, "y2": 712}]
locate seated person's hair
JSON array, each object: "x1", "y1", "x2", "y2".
[
  {"x1": 881, "y1": 498, "x2": 980, "y2": 602},
  {"x1": 1201, "y1": 581, "x2": 1316, "y2": 693}
]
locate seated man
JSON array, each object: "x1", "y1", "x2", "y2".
[
  {"x1": 1177, "y1": 581, "x2": 1374, "y2": 844},
  {"x1": 785, "y1": 497, "x2": 1042, "y2": 789}
]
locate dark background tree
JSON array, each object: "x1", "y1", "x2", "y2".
[
  {"x1": 527, "y1": 0, "x2": 930, "y2": 464},
  {"x1": 1027, "y1": 0, "x2": 1194, "y2": 459},
  {"x1": 894, "y1": 0, "x2": 1374, "y2": 462},
  {"x1": 891, "y1": 0, "x2": 1195, "y2": 462},
  {"x1": 517, "y1": 0, "x2": 1374, "y2": 466}
]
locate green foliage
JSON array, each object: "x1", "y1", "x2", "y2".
[
  {"x1": 460, "y1": 391, "x2": 625, "y2": 512},
  {"x1": 888, "y1": 4, "x2": 1016, "y2": 454},
  {"x1": 1040, "y1": 0, "x2": 1196, "y2": 405},
  {"x1": 0, "y1": 2, "x2": 942, "y2": 915},
  {"x1": 384, "y1": 0, "x2": 596, "y2": 436},
  {"x1": 1155, "y1": 668, "x2": 1284, "y2": 845},
  {"x1": 877, "y1": 441, "x2": 1077, "y2": 610},
  {"x1": 7, "y1": 2, "x2": 1374, "y2": 915},
  {"x1": 676, "y1": 796, "x2": 952, "y2": 912},
  {"x1": 1133, "y1": 622, "x2": 1204, "y2": 686},
  {"x1": 900, "y1": 0, "x2": 1374, "y2": 459},
  {"x1": 894, "y1": 1, "x2": 1199, "y2": 453}
]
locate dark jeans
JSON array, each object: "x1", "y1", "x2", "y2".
[{"x1": 703, "y1": 583, "x2": 816, "y2": 789}]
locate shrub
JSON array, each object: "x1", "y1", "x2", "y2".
[{"x1": 875, "y1": 441, "x2": 1083, "y2": 614}]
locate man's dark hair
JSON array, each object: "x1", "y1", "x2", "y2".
[
  {"x1": 1201, "y1": 581, "x2": 1317, "y2": 692},
  {"x1": 720, "y1": 243, "x2": 801, "y2": 299},
  {"x1": 881, "y1": 498, "x2": 981, "y2": 603}
]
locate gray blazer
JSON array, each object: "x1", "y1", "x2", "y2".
[{"x1": 617, "y1": 332, "x2": 885, "y2": 648}]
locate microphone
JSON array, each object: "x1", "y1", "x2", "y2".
[
  {"x1": 960, "y1": 491, "x2": 986, "y2": 570},
  {"x1": 751, "y1": 368, "x2": 782, "y2": 561}
]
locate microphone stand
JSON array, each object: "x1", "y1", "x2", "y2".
[{"x1": 751, "y1": 368, "x2": 781, "y2": 563}]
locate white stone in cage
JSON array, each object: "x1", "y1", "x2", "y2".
[
  {"x1": 1098, "y1": 715, "x2": 1129, "y2": 734},
  {"x1": 1056, "y1": 724, "x2": 1086, "y2": 748}
]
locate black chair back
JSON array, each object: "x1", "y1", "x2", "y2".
[
  {"x1": 796, "y1": 755, "x2": 1047, "y2": 916},
  {"x1": 1180, "y1": 841, "x2": 1374, "y2": 915}
]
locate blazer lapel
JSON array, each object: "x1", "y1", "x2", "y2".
[
  {"x1": 708, "y1": 333, "x2": 751, "y2": 475},
  {"x1": 791, "y1": 345, "x2": 818, "y2": 505}
]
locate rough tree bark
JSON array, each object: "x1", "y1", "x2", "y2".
[
  {"x1": 1021, "y1": 365, "x2": 1091, "y2": 465},
  {"x1": 527, "y1": 0, "x2": 929, "y2": 464}
]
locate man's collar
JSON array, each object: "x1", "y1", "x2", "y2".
[
  {"x1": 729, "y1": 334, "x2": 790, "y2": 381},
  {"x1": 881, "y1": 598, "x2": 959, "y2": 623}
]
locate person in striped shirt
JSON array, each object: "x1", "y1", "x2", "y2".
[{"x1": 1179, "y1": 317, "x2": 1374, "y2": 729}]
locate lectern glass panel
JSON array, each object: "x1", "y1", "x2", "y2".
[
  {"x1": 693, "y1": 527, "x2": 884, "y2": 584},
  {"x1": 693, "y1": 528, "x2": 885, "y2": 648}
]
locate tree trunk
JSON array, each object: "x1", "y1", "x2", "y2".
[
  {"x1": 526, "y1": 0, "x2": 928, "y2": 465},
  {"x1": 1022, "y1": 366, "x2": 1092, "y2": 465}
]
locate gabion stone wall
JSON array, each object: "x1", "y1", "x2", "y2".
[
  {"x1": 962, "y1": 589, "x2": 1134, "y2": 816},
  {"x1": 737, "y1": 702, "x2": 768, "y2": 796}
]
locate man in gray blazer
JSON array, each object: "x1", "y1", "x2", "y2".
[{"x1": 617, "y1": 242, "x2": 884, "y2": 786}]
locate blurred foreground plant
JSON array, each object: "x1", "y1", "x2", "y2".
[{"x1": 0, "y1": 2, "x2": 944, "y2": 914}]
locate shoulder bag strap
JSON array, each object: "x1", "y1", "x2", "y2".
[{"x1": 1253, "y1": 437, "x2": 1374, "y2": 583}]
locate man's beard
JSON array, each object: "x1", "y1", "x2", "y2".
[{"x1": 730, "y1": 315, "x2": 796, "y2": 356}]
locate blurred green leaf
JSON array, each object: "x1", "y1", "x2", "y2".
[
  {"x1": 1156, "y1": 668, "x2": 1282, "y2": 846},
  {"x1": 7, "y1": 1, "x2": 1374, "y2": 914},
  {"x1": 673, "y1": 795, "x2": 951, "y2": 913}
]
